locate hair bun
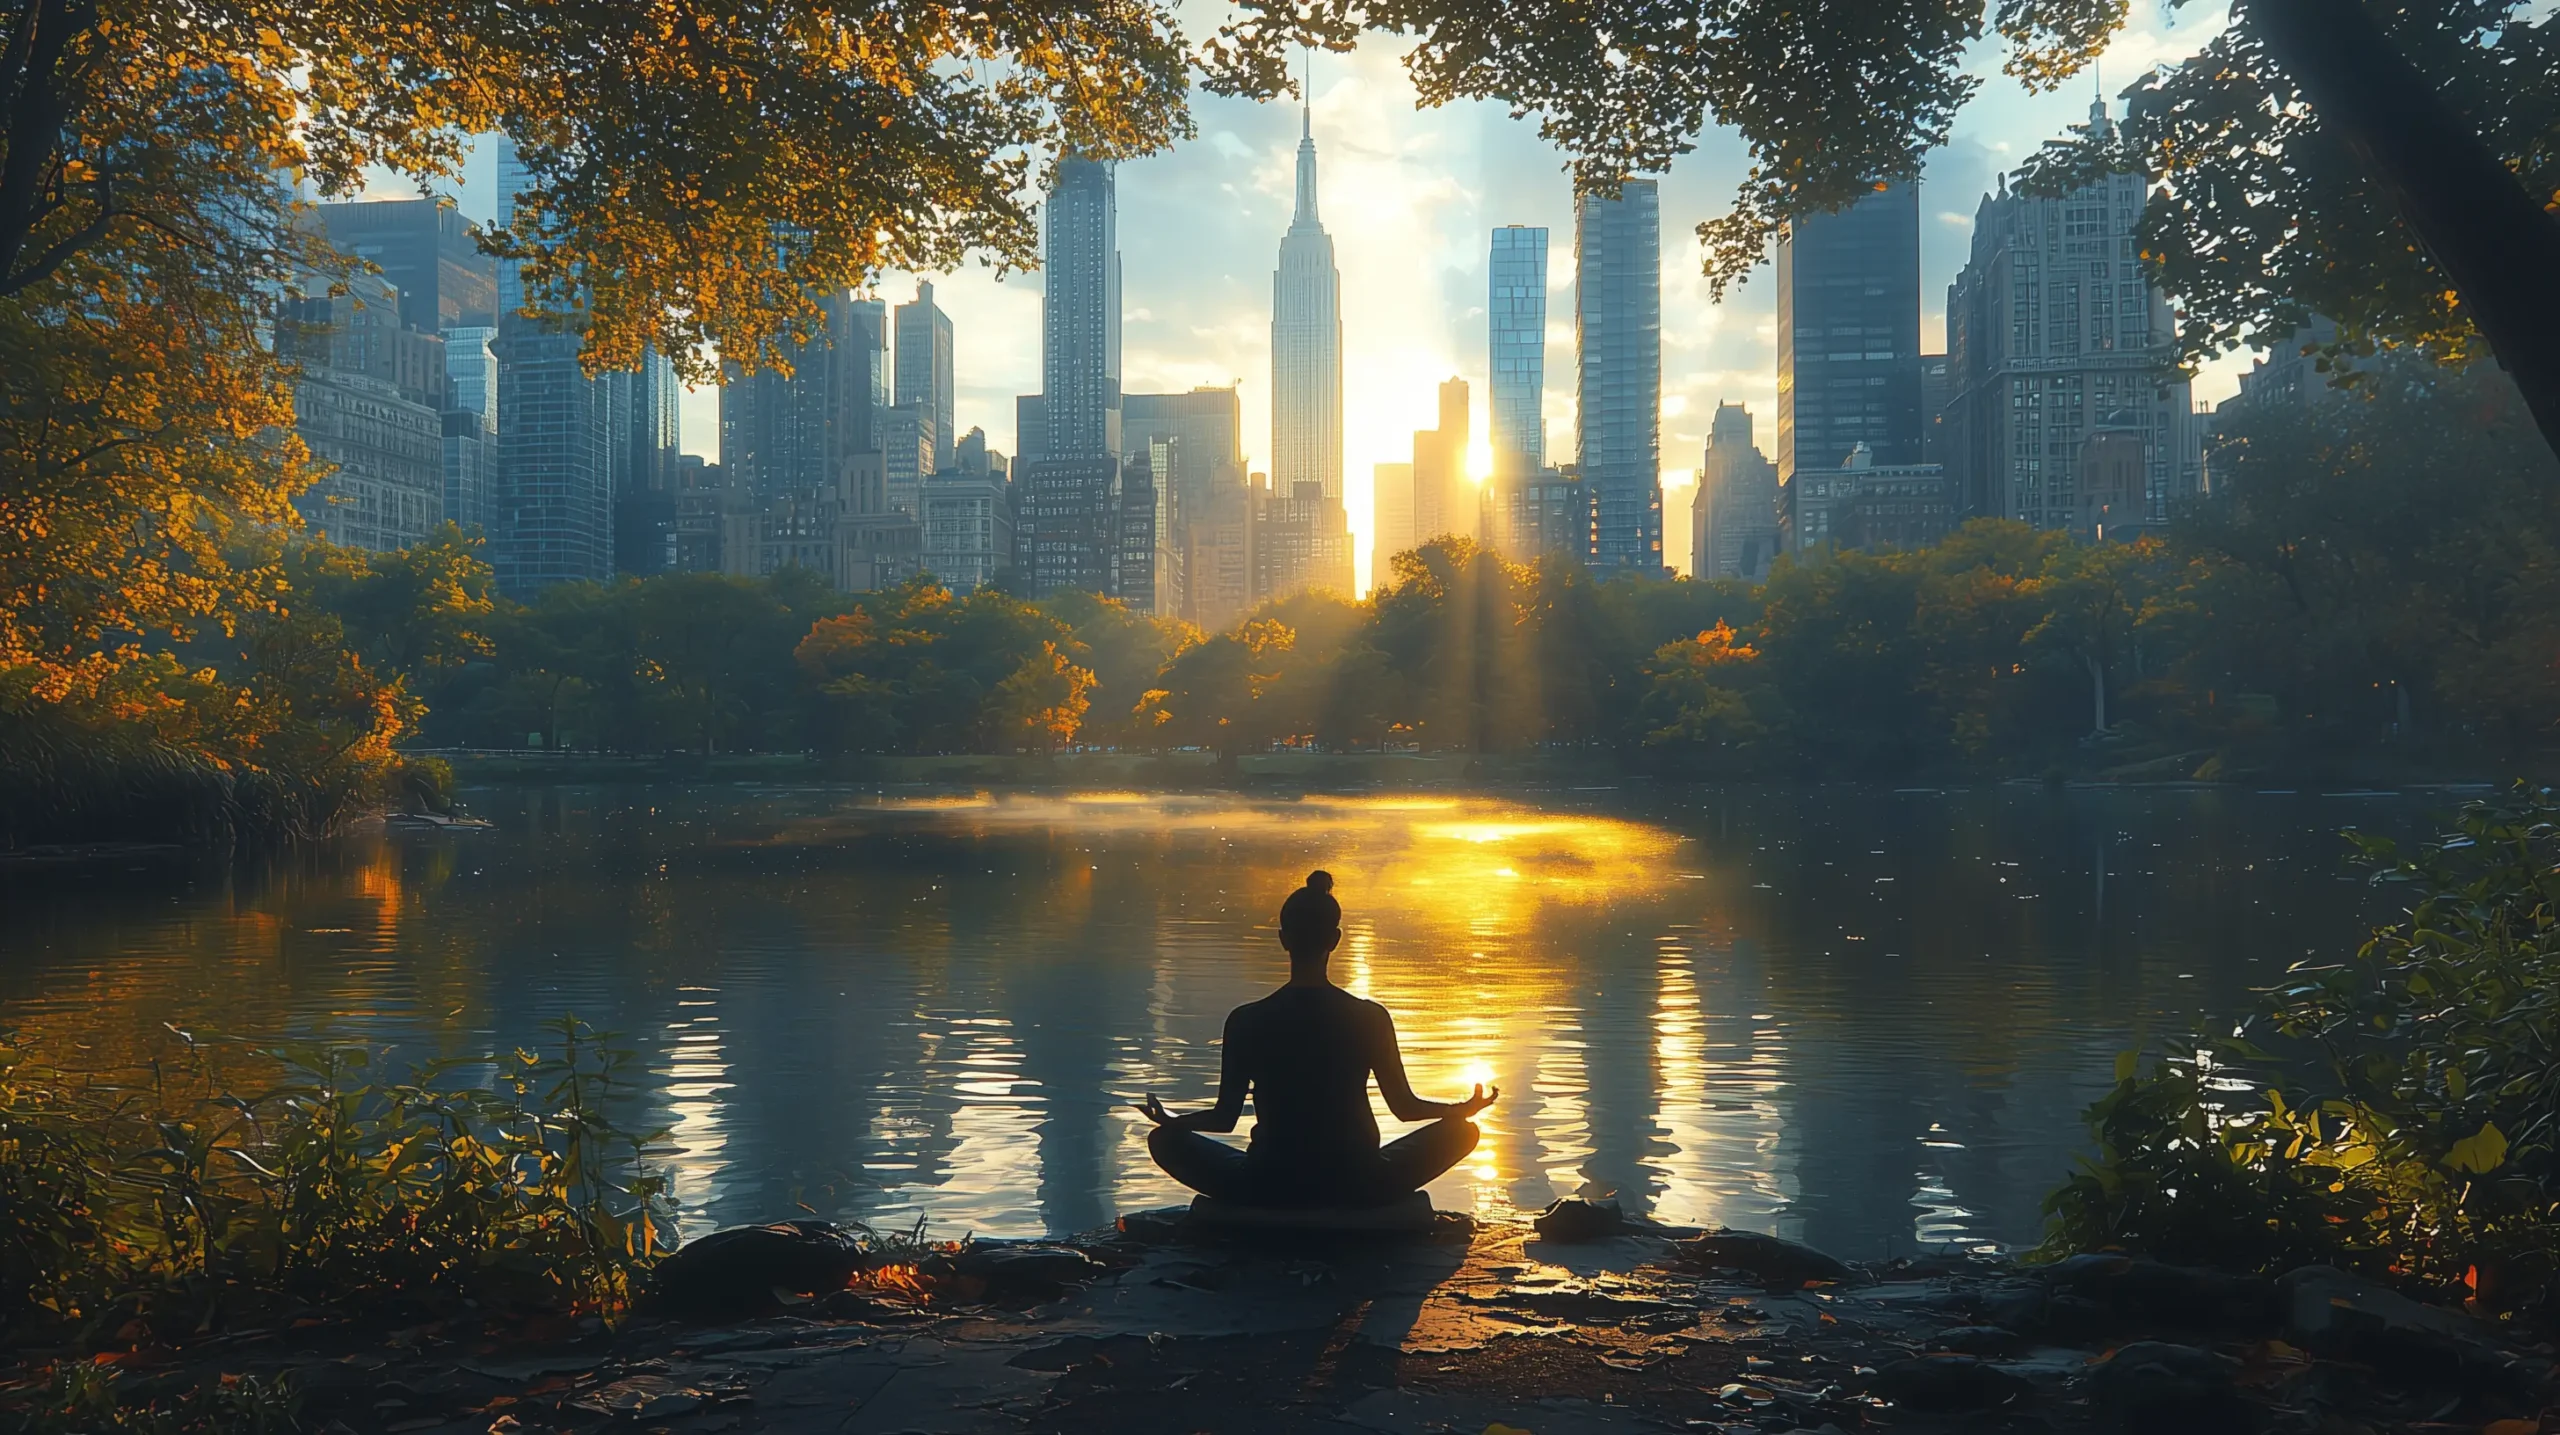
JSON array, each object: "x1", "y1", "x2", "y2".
[{"x1": 1305, "y1": 870, "x2": 1333, "y2": 894}]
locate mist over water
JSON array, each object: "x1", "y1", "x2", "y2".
[{"x1": 0, "y1": 784, "x2": 2446, "y2": 1257}]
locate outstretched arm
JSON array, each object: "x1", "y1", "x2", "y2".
[
  {"x1": 1371, "y1": 1008, "x2": 1498, "y2": 1124},
  {"x1": 1135, "y1": 1011, "x2": 1249, "y2": 1133}
]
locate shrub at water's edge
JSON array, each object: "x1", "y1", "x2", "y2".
[
  {"x1": 0, "y1": 1015, "x2": 673, "y2": 1349},
  {"x1": 2044, "y1": 786, "x2": 2560, "y2": 1309}
]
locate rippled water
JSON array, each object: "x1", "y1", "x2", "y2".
[{"x1": 0, "y1": 783, "x2": 2460, "y2": 1257}]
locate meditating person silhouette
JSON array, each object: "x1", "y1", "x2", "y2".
[{"x1": 1136, "y1": 870, "x2": 1497, "y2": 1210}]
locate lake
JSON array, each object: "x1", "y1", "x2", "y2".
[{"x1": 0, "y1": 782, "x2": 2466, "y2": 1259}]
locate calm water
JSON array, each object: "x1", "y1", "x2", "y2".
[{"x1": 0, "y1": 784, "x2": 2464, "y2": 1257}]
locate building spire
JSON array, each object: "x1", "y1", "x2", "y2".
[{"x1": 1293, "y1": 47, "x2": 1320, "y2": 225}]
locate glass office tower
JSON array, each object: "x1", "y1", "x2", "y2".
[
  {"x1": 1488, "y1": 225, "x2": 1548, "y2": 483},
  {"x1": 1574, "y1": 180, "x2": 1663, "y2": 573}
]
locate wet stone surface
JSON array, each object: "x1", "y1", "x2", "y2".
[{"x1": 18, "y1": 1219, "x2": 2557, "y2": 1434}]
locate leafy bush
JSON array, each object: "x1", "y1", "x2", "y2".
[
  {"x1": 2040, "y1": 1050, "x2": 2364, "y2": 1277},
  {"x1": 0, "y1": 1016, "x2": 672, "y2": 1346},
  {"x1": 7, "y1": 1365, "x2": 299, "y2": 1435},
  {"x1": 2044, "y1": 786, "x2": 2560, "y2": 1306}
]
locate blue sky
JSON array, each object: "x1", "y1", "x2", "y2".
[{"x1": 407, "y1": 2, "x2": 2244, "y2": 583}]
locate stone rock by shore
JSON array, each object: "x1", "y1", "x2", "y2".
[{"x1": 11, "y1": 1218, "x2": 2548, "y2": 1434}]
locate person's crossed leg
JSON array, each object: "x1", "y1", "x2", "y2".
[{"x1": 1147, "y1": 1114, "x2": 1480, "y2": 1208}]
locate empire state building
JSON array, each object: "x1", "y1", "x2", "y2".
[
  {"x1": 1271, "y1": 105, "x2": 1342, "y2": 503},
  {"x1": 1266, "y1": 102, "x2": 1353, "y2": 594}
]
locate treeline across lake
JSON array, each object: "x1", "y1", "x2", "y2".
[
  {"x1": 9, "y1": 359, "x2": 2559, "y2": 844},
  {"x1": 415, "y1": 359, "x2": 2560, "y2": 779}
]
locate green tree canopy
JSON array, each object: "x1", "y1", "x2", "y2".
[{"x1": 793, "y1": 575, "x2": 1099, "y2": 755}]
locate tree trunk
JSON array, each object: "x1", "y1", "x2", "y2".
[
  {"x1": 2247, "y1": 0, "x2": 2560, "y2": 459},
  {"x1": 2086, "y1": 653, "x2": 2108, "y2": 737}
]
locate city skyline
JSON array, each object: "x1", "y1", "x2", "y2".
[{"x1": 386, "y1": 9, "x2": 2245, "y2": 584}]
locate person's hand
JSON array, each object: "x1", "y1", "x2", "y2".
[
  {"x1": 1453, "y1": 1083, "x2": 1499, "y2": 1119},
  {"x1": 1132, "y1": 1093, "x2": 1176, "y2": 1127}
]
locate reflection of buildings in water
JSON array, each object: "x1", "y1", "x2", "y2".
[
  {"x1": 848, "y1": 891, "x2": 995, "y2": 1233},
  {"x1": 1010, "y1": 856, "x2": 1163, "y2": 1235},
  {"x1": 448, "y1": 799, "x2": 962, "y2": 1235},
  {"x1": 695, "y1": 950, "x2": 896, "y2": 1232},
  {"x1": 655, "y1": 984, "x2": 735, "y2": 1230},
  {"x1": 1688, "y1": 789, "x2": 2217, "y2": 1255},
  {"x1": 1678, "y1": 934, "x2": 1797, "y2": 1236},
  {"x1": 925, "y1": 1016, "x2": 1041, "y2": 1229},
  {"x1": 1649, "y1": 936, "x2": 1729, "y2": 1227},
  {"x1": 1722, "y1": 831, "x2": 2000, "y2": 1258},
  {"x1": 1570, "y1": 923, "x2": 1667, "y2": 1216}
]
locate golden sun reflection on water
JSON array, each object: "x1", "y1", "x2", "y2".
[
  {"x1": 830, "y1": 790, "x2": 1685, "y2": 913},
  {"x1": 793, "y1": 790, "x2": 1697, "y2": 1229}
]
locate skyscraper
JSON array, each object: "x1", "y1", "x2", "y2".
[
  {"x1": 709, "y1": 293, "x2": 898, "y2": 591},
  {"x1": 1574, "y1": 179, "x2": 1664, "y2": 573},
  {"x1": 1372, "y1": 461, "x2": 1415, "y2": 575},
  {"x1": 441, "y1": 324, "x2": 499, "y2": 533},
  {"x1": 1258, "y1": 102, "x2": 1355, "y2": 599},
  {"x1": 921, "y1": 430, "x2": 1014, "y2": 596},
  {"x1": 285, "y1": 271, "x2": 445, "y2": 553},
  {"x1": 1693, "y1": 403, "x2": 1780, "y2": 581},
  {"x1": 1413, "y1": 378, "x2": 1471, "y2": 544},
  {"x1": 493, "y1": 324, "x2": 613, "y2": 591},
  {"x1": 881, "y1": 403, "x2": 933, "y2": 516},
  {"x1": 1271, "y1": 105, "x2": 1343, "y2": 503},
  {"x1": 316, "y1": 199, "x2": 498, "y2": 333},
  {"x1": 719, "y1": 293, "x2": 879, "y2": 502},
  {"x1": 1040, "y1": 156, "x2": 1120, "y2": 459},
  {"x1": 848, "y1": 297, "x2": 889, "y2": 457},
  {"x1": 492, "y1": 140, "x2": 614, "y2": 592},
  {"x1": 1250, "y1": 476, "x2": 1352, "y2": 605},
  {"x1": 1123, "y1": 387, "x2": 1245, "y2": 524},
  {"x1": 491, "y1": 138, "x2": 542, "y2": 326},
  {"x1": 611, "y1": 347, "x2": 683, "y2": 574},
  {"x1": 1945, "y1": 117, "x2": 2198, "y2": 535},
  {"x1": 304, "y1": 198, "x2": 520, "y2": 551},
  {"x1": 442, "y1": 324, "x2": 498, "y2": 432},
  {"x1": 1125, "y1": 387, "x2": 1249, "y2": 624},
  {"x1": 1020, "y1": 156, "x2": 1149, "y2": 601},
  {"x1": 1775, "y1": 182, "x2": 1922, "y2": 550},
  {"x1": 894, "y1": 279, "x2": 956, "y2": 473},
  {"x1": 1013, "y1": 394, "x2": 1047, "y2": 469},
  {"x1": 1488, "y1": 226, "x2": 1548, "y2": 483}
]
